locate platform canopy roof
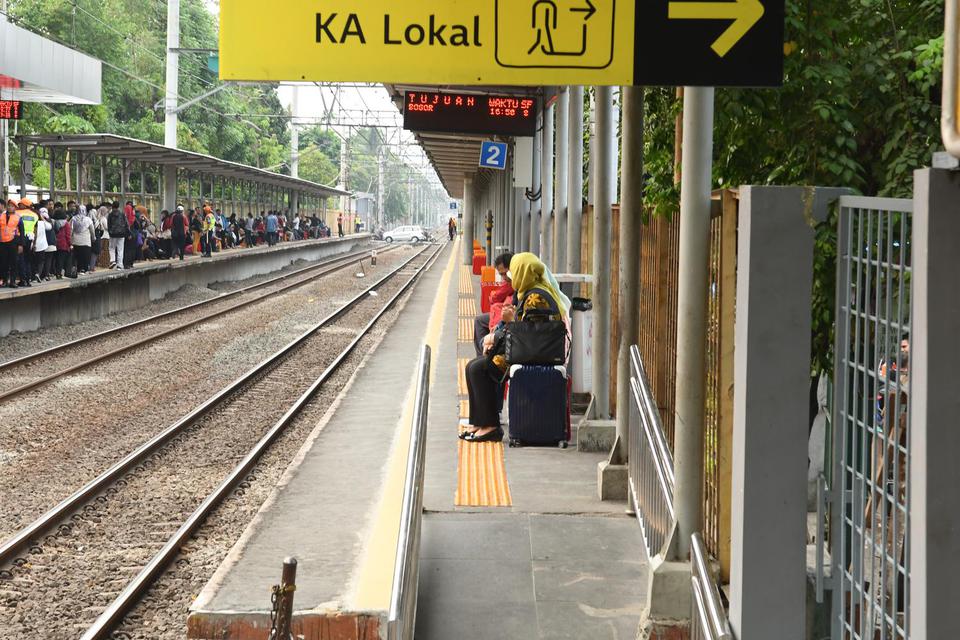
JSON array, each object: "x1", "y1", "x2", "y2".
[
  {"x1": 384, "y1": 84, "x2": 543, "y2": 199},
  {"x1": 18, "y1": 134, "x2": 349, "y2": 198},
  {"x1": 0, "y1": 17, "x2": 102, "y2": 104}
]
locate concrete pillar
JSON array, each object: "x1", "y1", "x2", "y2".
[
  {"x1": 728, "y1": 187, "x2": 846, "y2": 639},
  {"x1": 554, "y1": 88, "x2": 569, "y2": 271},
  {"x1": 567, "y1": 86, "x2": 584, "y2": 274},
  {"x1": 529, "y1": 110, "x2": 542, "y2": 254},
  {"x1": 591, "y1": 86, "x2": 614, "y2": 419},
  {"x1": 462, "y1": 175, "x2": 475, "y2": 265},
  {"x1": 613, "y1": 86, "x2": 643, "y2": 462},
  {"x1": 673, "y1": 87, "x2": 714, "y2": 559},
  {"x1": 540, "y1": 101, "x2": 554, "y2": 266},
  {"x1": 910, "y1": 168, "x2": 960, "y2": 640},
  {"x1": 163, "y1": 165, "x2": 177, "y2": 210}
]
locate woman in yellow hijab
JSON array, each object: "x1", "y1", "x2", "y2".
[{"x1": 461, "y1": 253, "x2": 566, "y2": 443}]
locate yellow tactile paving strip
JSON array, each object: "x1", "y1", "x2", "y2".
[
  {"x1": 458, "y1": 318, "x2": 473, "y2": 342},
  {"x1": 455, "y1": 427, "x2": 513, "y2": 507},
  {"x1": 457, "y1": 357, "x2": 469, "y2": 395},
  {"x1": 459, "y1": 266, "x2": 475, "y2": 298},
  {"x1": 459, "y1": 298, "x2": 477, "y2": 317},
  {"x1": 460, "y1": 399, "x2": 469, "y2": 418}
]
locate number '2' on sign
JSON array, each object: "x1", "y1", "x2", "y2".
[{"x1": 479, "y1": 141, "x2": 508, "y2": 170}]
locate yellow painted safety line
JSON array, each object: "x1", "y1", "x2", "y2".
[
  {"x1": 351, "y1": 240, "x2": 457, "y2": 611},
  {"x1": 455, "y1": 425, "x2": 512, "y2": 507},
  {"x1": 458, "y1": 298, "x2": 477, "y2": 317},
  {"x1": 457, "y1": 357, "x2": 469, "y2": 395},
  {"x1": 458, "y1": 318, "x2": 473, "y2": 343}
]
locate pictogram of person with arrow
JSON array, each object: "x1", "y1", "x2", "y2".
[{"x1": 527, "y1": 0, "x2": 596, "y2": 57}]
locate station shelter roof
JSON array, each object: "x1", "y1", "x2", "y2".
[
  {"x1": 384, "y1": 84, "x2": 543, "y2": 199},
  {"x1": 0, "y1": 16, "x2": 102, "y2": 105},
  {"x1": 17, "y1": 133, "x2": 349, "y2": 199}
]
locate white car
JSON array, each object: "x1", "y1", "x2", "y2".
[{"x1": 383, "y1": 225, "x2": 428, "y2": 243}]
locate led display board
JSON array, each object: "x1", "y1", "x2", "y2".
[
  {"x1": 0, "y1": 101, "x2": 22, "y2": 120},
  {"x1": 403, "y1": 91, "x2": 536, "y2": 136}
]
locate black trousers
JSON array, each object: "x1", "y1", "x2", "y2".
[
  {"x1": 0, "y1": 242, "x2": 16, "y2": 284},
  {"x1": 473, "y1": 313, "x2": 491, "y2": 357},
  {"x1": 466, "y1": 356, "x2": 503, "y2": 428},
  {"x1": 171, "y1": 236, "x2": 185, "y2": 259},
  {"x1": 73, "y1": 246, "x2": 91, "y2": 272}
]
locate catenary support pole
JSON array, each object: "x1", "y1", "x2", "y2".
[
  {"x1": 290, "y1": 86, "x2": 300, "y2": 178},
  {"x1": 567, "y1": 86, "x2": 584, "y2": 274},
  {"x1": 530, "y1": 109, "x2": 542, "y2": 255},
  {"x1": 164, "y1": 0, "x2": 180, "y2": 149},
  {"x1": 462, "y1": 175, "x2": 474, "y2": 264},
  {"x1": 592, "y1": 86, "x2": 614, "y2": 419},
  {"x1": 614, "y1": 86, "x2": 644, "y2": 462},
  {"x1": 540, "y1": 101, "x2": 554, "y2": 267},
  {"x1": 673, "y1": 86, "x2": 715, "y2": 560},
  {"x1": 910, "y1": 168, "x2": 960, "y2": 640},
  {"x1": 554, "y1": 88, "x2": 569, "y2": 271}
]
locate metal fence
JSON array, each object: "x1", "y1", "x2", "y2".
[
  {"x1": 387, "y1": 345, "x2": 431, "y2": 640},
  {"x1": 832, "y1": 196, "x2": 912, "y2": 640},
  {"x1": 628, "y1": 345, "x2": 676, "y2": 559},
  {"x1": 637, "y1": 190, "x2": 737, "y2": 574},
  {"x1": 691, "y1": 533, "x2": 733, "y2": 640}
]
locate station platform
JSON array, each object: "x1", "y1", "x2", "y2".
[
  {"x1": 186, "y1": 239, "x2": 646, "y2": 640},
  {"x1": 0, "y1": 235, "x2": 370, "y2": 337}
]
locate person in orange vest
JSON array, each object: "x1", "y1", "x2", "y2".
[{"x1": 1, "y1": 198, "x2": 25, "y2": 288}]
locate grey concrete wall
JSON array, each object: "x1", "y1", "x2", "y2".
[{"x1": 0, "y1": 236, "x2": 369, "y2": 337}]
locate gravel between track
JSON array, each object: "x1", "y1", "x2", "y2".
[
  {"x1": 0, "y1": 246, "x2": 418, "y2": 541},
  {"x1": 0, "y1": 244, "x2": 438, "y2": 639},
  {"x1": 0, "y1": 248, "x2": 388, "y2": 390}
]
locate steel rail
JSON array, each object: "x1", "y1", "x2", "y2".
[
  {"x1": 0, "y1": 244, "x2": 386, "y2": 373},
  {"x1": 79, "y1": 243, "x2": 444, "y2": 640},
  {"x1": 0, "y1": 246, "x2": 396, "y2": 403},
  {"x1": 0, "y1": 245, "x2": 433, "y2": 570}
]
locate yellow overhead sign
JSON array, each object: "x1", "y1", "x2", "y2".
[
  {"x1": 220, "y1": 0, "x2": 783, "y2": 87},
  {"x1": 220, "y1": 0, "x2": 633, "y2": 85}
]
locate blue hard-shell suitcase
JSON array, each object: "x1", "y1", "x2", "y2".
[{"x1": 507, "y1": 365, "x2": 569, "y2": 448}]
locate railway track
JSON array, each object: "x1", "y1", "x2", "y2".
[
  {"x1": 0, "y1": 244, "x2": 397, "y2": 402},
  {"x1": 0, "y1": 242, "x2": 444, "y2": 639}
]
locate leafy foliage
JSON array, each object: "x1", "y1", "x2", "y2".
[{"x1": 640, "y1": 0, "x2": 943, "y2": 373}]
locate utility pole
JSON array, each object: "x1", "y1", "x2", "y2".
[
  {"x1": 164, "y1": 0, "x2": 179, "y2": 148},
  {"x1": 290, "y1": 85, "x2": 299, "y2": 179},
  {"x1": 162, "y1": 0, "x2": 179, "y2": 209},
  {"x1": 377, "y1": 147, "x2": 385, "y2": 229},
  {"x1": 673, "y1": 86, "x2": 715, "y2": 560},
  {"x1": 339, "y1": 135, "x2": 349, "y2": 216}
]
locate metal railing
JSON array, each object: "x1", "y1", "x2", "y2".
[
  {"x1": 832, "y1": 196, "x2": 912, "y2": 640},
  {"x1": 628, "y1": 345, "x2": 676, "y2": 559},
  {"x1": 387, "y1": 345, "x2": 432, "y2": 640},
  {"x1": 691, "y1": 533, "x2": 733, "y2": 640}
]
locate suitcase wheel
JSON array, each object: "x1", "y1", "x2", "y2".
[
  {"x1": 558, "y1": 441, "x2": 568, "y2": 449},
  {"x1": 509, "y1": 438, "x2": 521, "y2": 448}
]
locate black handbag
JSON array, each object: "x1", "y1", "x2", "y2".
[
  {"x1": 505, "y1": 318, "x2": 567, "y2": 365},
  {"x1": 504, "y1": 288, "x2": 568, "y2": 366}
]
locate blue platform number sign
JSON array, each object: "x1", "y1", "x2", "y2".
[
  {"x1": 449, "y1": 202, "x2": 458, "y2": 210},
  {"x1": 479, "y1": 141, "x2": 508, "y2": 170}
]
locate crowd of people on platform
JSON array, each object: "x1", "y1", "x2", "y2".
[{"x1": 0, "y1": 196, "x2": 340, "y2": 288}]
